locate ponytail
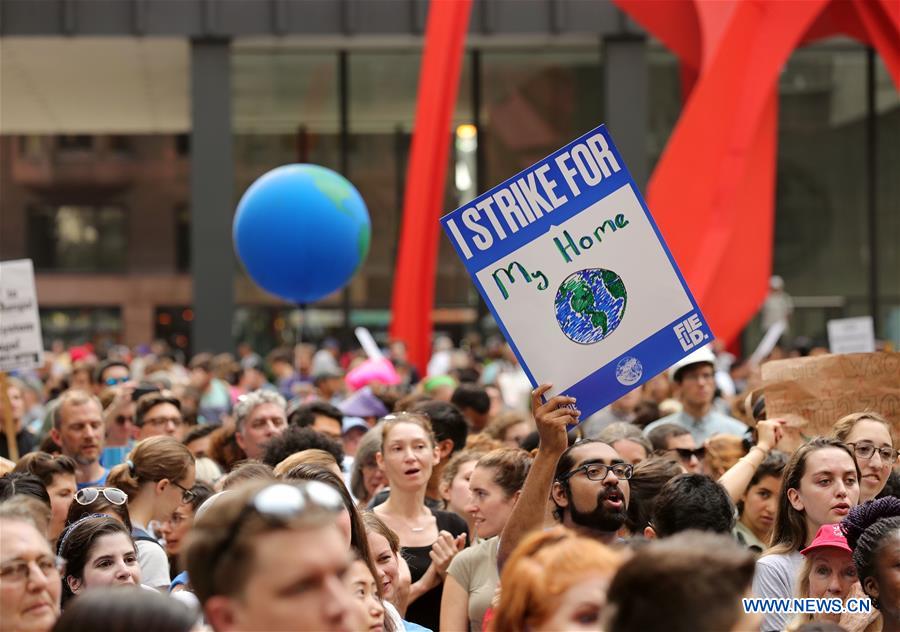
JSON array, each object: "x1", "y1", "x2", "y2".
[{"x1": 107, "y1": 436, "x2": 194, "y2": 501}]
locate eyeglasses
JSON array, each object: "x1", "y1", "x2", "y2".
[
  {"x1": 681, "y1": 371, "x2": 715, "y2": 383},
  {"x1": 75, "y1": 487, "x2": 128, "y2": 506},
  {"x1": 0, "y1": 555, "x2": 65, "y2": 584},
  {"x1": 673, "y1": 447, "x2": 707, "y2": 461},
  {"x1": 142, "y1": 416, "x2": 184, "y2": 428},
  {"x1": 847, "y1": 442, "x2": 898, "y2": 465},
  {"x1": 210, "y1": 482, "x2": 344, "y2": 576},
  {"x1": 171, "y1": 481, "x2": 196, "y2": 504},
  {"x1": 104, "y1": 376, "x2": 130, "y2": 386},
  {"x1": 558, "y1": 462, "x2": 634, "y2": 483}
]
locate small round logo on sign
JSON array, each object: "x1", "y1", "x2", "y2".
[{"x1": 615, "y1": 356, "x2": 643, "y2": 386}]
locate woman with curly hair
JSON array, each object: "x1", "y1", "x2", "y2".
[{"x1": 841, "y1": 496, "x2": 900, "y2": 632}]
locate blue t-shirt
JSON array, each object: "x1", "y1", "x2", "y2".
[
  {"x1": 77, "y1": 468, "x2": 109, "y2": 490},
  {"x1": 643, "y1": 410, "x2": 748, "y2": 444},
  {"x1": 101, "y1": 444, "x2": 132, "y2": 469}
]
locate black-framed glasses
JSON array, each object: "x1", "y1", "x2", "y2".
[
  {"x1": 847, "y1": 442, "x2": 898, "y2": 464},
  {"x1": 75, "y1": 487, "x2": 128, "y2": 506},
  {"x1": 141, "y1": 416, "x2": 184, "y2": 428},
  {"x1": 210, "y1": 482, "x2": 344, "y2": 577},
  {"x1": 559, "y1": 462, "x2": 634, "y2": 483},
  {"x1": 673, "y1": 447, "x2": 706, "y2": 461},
  {"x1": 171, "y1": 481, "x2": 196, "y2": 504}
]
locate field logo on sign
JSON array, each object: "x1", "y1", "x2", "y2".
[{"x1": 674, "y1": 314, "x2": 707, "y2": 351}]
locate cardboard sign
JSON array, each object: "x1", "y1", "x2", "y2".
[
  {"x1": 440, "y1": 124, "x2": 711, "y2": 418},
  {"x1": 0, "y1": 259, "x2": 44, "y2": 372},
  {"x1": 761, "y1": 352, "x2": 900, "y2": 436},
  {"x1": 827, "y1": 316, "x2": 876, "y2": 354}
]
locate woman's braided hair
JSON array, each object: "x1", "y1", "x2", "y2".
[{"x1": 841, "y1": 496, "x2": 900, "y2": 609}]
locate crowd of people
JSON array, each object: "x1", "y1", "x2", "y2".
[{"x1": 0, "y1": 335, "x2": 897, "y2": 632}]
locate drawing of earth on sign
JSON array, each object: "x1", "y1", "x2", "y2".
[{"x1": 554, "y1": 269, "x2": 627, "y2": 345}]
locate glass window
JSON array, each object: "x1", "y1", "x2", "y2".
[
  {"x1": 154, "y1": 306, "x2": 194, "y2": 356},
  {"x1": 28, "y1": 205, "x2": 127, "y2": 272},
  {"x1": 39, "y1": 307, "x2": 122, "y2": 349},
  {"x1": 647, "y1": 42, "x2": 682, "y2": 173},
  {"x1": 774, "y1": 43, "x2": 867, "y2": 338},
  {"x1": 875, "y1": 55, "x2": 900, "y2": 347},
  {"x1": 56, "y1": 135, "x2": 93, "y2": 151},
  {"x1": 481, "y1": 49, "x2": 603, "y2": 187},
  {"x1": 175, "y1": 205, "x2": 190, "y2": 273},
  {"x1": 348, "y1": 50, "x2": 472, "y2": 309}
]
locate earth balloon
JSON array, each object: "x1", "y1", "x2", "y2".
[{"x1": 233, "y1": 164, "x2": 371, "y2": 304}]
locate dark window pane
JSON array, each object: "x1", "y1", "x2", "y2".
[
  {"x1": 57, "y1": 135, "x2": 93, "y2": 150},
  {"x1": 27, "y1": 205, "x2": 127, "y2": 272},
  {"x1": 39, "y1": 307, "x2": 122, "y2": 348}
]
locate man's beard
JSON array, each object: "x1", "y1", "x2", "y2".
[
  {"x1": 74, "y1": 452, "x2": 97, "y2": 466},
  {"x1": 567, "y1": 487, "x2": 627, "y2": 533}
]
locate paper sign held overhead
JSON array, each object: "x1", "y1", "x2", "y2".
[
  {"x1": 827, "y1": 316, "x2": 876, "y2": 354},
  {"x1": 761, "y1": 352, "x2": 900, "y2": 436},
  {"x1": 441, "y1": 124, "x2": 712, "y2": 420},
  {"x1": 0, "y1": 259, "x2": 44, "y2": 372}
]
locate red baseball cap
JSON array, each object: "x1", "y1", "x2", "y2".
[{"x1": 800, "y1": 524, "x2": 852, "y2": 556}]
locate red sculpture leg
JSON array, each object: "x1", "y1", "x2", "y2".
[{"x1": 389, "y1": 0, "x2": 473, "y2": 375}]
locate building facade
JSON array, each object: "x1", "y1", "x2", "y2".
[{"x1": 1, "y1": 0, "x2": 897, "y2": 355}]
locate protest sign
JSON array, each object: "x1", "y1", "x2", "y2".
[
  {"x1": 0, "y1": 259, "x2": 44, "y2": 372},
  {"x1": 441, "y1": 124, "x2": 711, "y2": 419},
  {"x1": 827, "y1": 316, "x2": 876, "y2": 354},
  {"x1": 761, "y1": 352, "x2": 900, "y2": 436}
]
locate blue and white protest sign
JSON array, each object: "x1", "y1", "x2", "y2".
[{"x1": 440, "y1": 124, "x2": 712, "y2": 419}]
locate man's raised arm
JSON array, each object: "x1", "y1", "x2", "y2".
[{"x1": 497, "y1": 384, "x2": 578, "y2": 569}]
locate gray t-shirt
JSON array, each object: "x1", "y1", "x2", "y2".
[{"x1": 752, "y1": 550, "x2": 804, "y2": 632}]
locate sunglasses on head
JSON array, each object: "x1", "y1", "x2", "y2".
[
  {"x1": 75, "y1": 487, "x2": 128, "y2": 506},
  {"x1": 210, "y1": 482, "x2": 344, "y2": 575},
  {"x1": 673, "y1": 447, "x2": 706, "y2": 461}
]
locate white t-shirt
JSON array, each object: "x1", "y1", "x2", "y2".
[{"x1": 132, "y1": 521, "x2": 171, "y2": 589}]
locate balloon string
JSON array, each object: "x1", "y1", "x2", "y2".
[{"x1": 296, "y1": 303, "x2": 307, "y2": 345}]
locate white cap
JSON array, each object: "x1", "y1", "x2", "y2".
[{"x1": 668, "y1": 346, "x2": 716, "y2": 381}]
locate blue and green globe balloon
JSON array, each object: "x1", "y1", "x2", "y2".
[
  {"x1": 233, "y1": 164, "x2": 371, "y2": 304},
  {"x1": 554, "y1": 268, "x2": 627, "y2": 345}
]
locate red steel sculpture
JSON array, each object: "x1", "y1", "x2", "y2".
[{"x1": 391, "y1": 0, "x2": 898, "y2": 374}]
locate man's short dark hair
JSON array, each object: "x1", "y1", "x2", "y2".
[
  {"x1": 0, "y1": 473, "x2": 51, "y2": 508},
  {"x1": 94, "y1": 360, "x2": 129, "y2": 385},
  {"x1": 450, "y1": 384, "x2": 490, "y2": 416},
  {"x1": 650, "y1": 473, "x2": 735, "y2": 537},
  {"x1": 646, "y1": 423, "x2": 691, "y2": 452},
  {"x1": 607, "y1": 531, "x2": 756, "y2": 632},
  {"x1": 261, "y1": 426, "x2": 344, "y2": 469},
  {"x1": 183, "y1": 424, "x2": 218, "y2": 445},
  {"x1": 408, "y1": 400, "x2": 468, "y2": 455},
  {"x1": 135, "y1": 392, "x2": 182, "y2": 427},
  {"x1": 12, "y1": 452, "x2": 77, "y2": 488},
  {"x1": 266, "y1": 348, "x2": 293, "y2": 366},
  {"x1": 289, "y1": 401, "x2": 343, "y2": 428}
]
